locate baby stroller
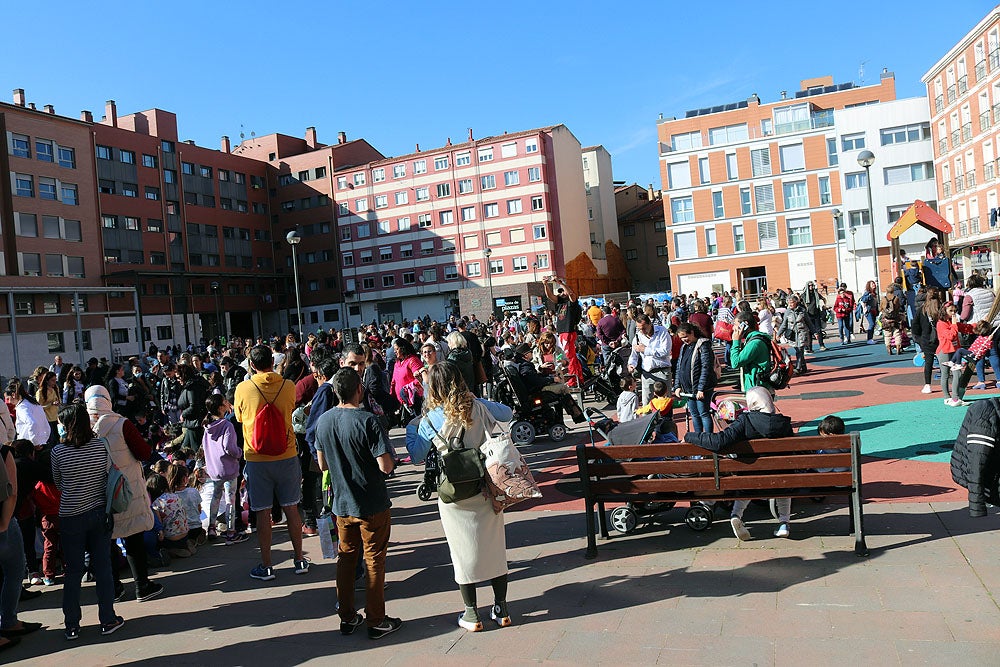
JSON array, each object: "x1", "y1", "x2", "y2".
[
  {"x1": 415, "y1": 445, "x2": 440, "y2": 502},
  {"x1": 584, "y1": 408, "x2": 715, "y2": 534}
]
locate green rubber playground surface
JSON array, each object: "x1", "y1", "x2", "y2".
[{"x1": 799, "y1": 393, "x2": 1000, "y2": 463}]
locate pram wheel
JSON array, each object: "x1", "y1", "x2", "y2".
[
  {"x1": 685, "y1": 504, "x2": 713, "y2": 531},
  {"x1": 548, "y1": 424, "x2": 567, "y2": 442},
  {"x1": 609, "y1": 506, "x2": 637, "y2": 534},
  {"x1": 416, "y1": 483, "x2": 433, "y2": 502},
  {"x1": 511, "y1": 420, "x2": 536, "y2": 445}
]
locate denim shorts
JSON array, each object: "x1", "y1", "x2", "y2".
[{"x1": 245, "y1": 456, "x2": 302, "y2": 511}]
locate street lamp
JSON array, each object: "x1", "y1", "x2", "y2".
[
  {"x1": 857, "y1": 150, "x2": 879, "y2": 291},
  {"x1": 532, "y1": 261, "x2": 538, "y2": 284},
  {"x1": 850, "y1": 224, "x2": 860, "y2": 292},
  {"x1": 484, "y1": 247, "x2": 495, "y2": 317},
  {"x1": 286, "y1": 230, "x2": 304, "y2": 339},
  {"x1": 831, "y1": 208, "x2": 843, "y2": 287},
  {"x1": 210, "y1": 281, "x2": 222, "y2": 343}
]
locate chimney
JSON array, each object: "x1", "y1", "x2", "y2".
[
  {"x1": 12, "y1": 88, "x2": 25, "y2": 106},
  {"x1": 780, "y1": 90, "x2": 787, "y2": 100},
  {"x1": 647, "y1": 184, "x2": 655, "y2": 200},
  {"x1": 221, "y1": 136, "x2": 231, "y2": 153},
  {"x1": 748, "y1": 93, "x2": 760, "y2": 104},
  {"x1": 305, "y1": 126, "x2": 317, "y2": 149},
  {"x1": 27, "y1": 103, "x2": 36, "y2": 110},
  {"x1": 184, "y1": 140, "x2": 195, "y2": 145},
  {"x1": 337, "y1": 131, "x2": 346, "y2": 145},
  {"x1": 43, "y1": 104, "x2": 54, "y2": 114},
  {"x1": 446, "y1": 137, "x2": 452, "y2": 146},
  {"x1": 80, "y1": 110, "x2": 93, "y2": 122},
  {"x1": 105, "y1": 100, "x2": 117, "y2": 127},
  {"x1": 415, "y1": 143, "x2": 420, "y2": 152},
  {"x1": 468, "y1": 128, "x2": 473, "y2": 141}
]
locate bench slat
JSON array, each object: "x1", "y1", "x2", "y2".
[
  {"x1": 592, "y1": 477, "x2": 719, "y2": 494},
  {"x1": 589, "y1": 460, "x2": 718, "y2": 476},
  {"x1": 718, "y1": 471, "x2": 853, "y2": 491},
  {"x1": 588, "y1": 444, "x2": 709, "y2": 459},
  {"x1": 717, "y1": 453, "x2": 851, "y2": 472}
]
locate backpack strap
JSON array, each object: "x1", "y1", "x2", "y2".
[
  {"x1": 427, "y1": 417, "x2": 467, "y2": 451},
  {"x1": 253, "y1": 379, "x2": 286, "y2": 406}
]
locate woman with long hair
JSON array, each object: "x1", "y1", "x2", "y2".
[
  {"x1": 62, "y1": 366, "x2": 85, "y2": 404},
  {"x1": 859, "y1": 280, "x2": 880, "y2": 344},
  {"x1": 105, "y1": 364, "x2": 130, "y2": 416},
  {"x1": 935, "y1": 301, "x2": 976, "y2": 406},
  {"x1": 390, "y1": 337, "x2": 424, "y2": 416},
  {"x1": 36, "y1": 371, "x2": 61, "y2": 445},
  {"x1": 281, "y1": 347, "x2": 309, "y2": 384},
  {"x1": 532, "y1": 331, "x2": 566, "y2": 381},
  {"x1": 416, "y1": 362, "x2": 514, "y2": 632},
  {"x1": 911, "y1": 287, "x2": 943, "y2": 394},
  {"x1": 50, "y1": 403, "x2": 124, "y2": 639},
  {"x1": 4, "y1": 379, "x2": 49, "y2": 446},
  {"x1": 445, "y1": 332, "x2": 476, "y2": 393}
]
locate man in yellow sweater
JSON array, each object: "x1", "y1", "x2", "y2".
[{"x1": 234, "y1": 345, "x2": 308, "y2": 582}]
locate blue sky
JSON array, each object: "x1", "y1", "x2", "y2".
[{"x1": 3, "y1": 1, "x2": 996, "y2": 187}]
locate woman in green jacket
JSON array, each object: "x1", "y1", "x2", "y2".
[{"x1": 729, "y1": 312, "x2": 772, "y2": 392}]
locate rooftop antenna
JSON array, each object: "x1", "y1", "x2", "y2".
[{"x1": 859, "y1": 60, "x2": 868, "y2": 86}]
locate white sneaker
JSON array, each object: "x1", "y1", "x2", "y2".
[
  {"x1": 730, "y1": 517, "x2": 751, "y2": 541},
  {"x1": 921, "y1": 384, "x2": 932, "y2": 394},
  {"x1": 774, "y1": 523, "x2": 790, "y2": 538},
  {"x1": 944, "y1": 398, "x2": 955, "y2": 405}
]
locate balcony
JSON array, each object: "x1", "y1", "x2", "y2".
[
  {"x1": 967, "y1": 170, "x2": 976, "y2": 188},
  {"x1": 773, "y1": 110, "x2": 835, "y2": 136},
  {"x1": 959, "y1": 220, "x2": 968, "y2": 237},
  {"x1": 977, "y1": 60, "x2": 987, "y2": 81},
  {"x1": 951, "y1": 129, "x2": 962, "y2": 146},
  {"x1": 939, "y1": 137, "x2": 949, "y2": 155},
  {"x1": 943, "y1": 181, "x2": 952, "y2": 197},
  {"x1": 955, "y1": 177, "x2": 965, "y2": 193},
  {"x1": 982, "y1": 111, "x2": 992, "y2": 132},
  {"x1": 963, "y1": 122, "x2": 973, "y2": 142},
  {"x1": 947, "y1": 85, "x2": 957, "y2": 104},
  {"x1": 958, "y1": 75, "x2": 969, "y2": 95},
  {"x1": 935, "y1": 95, "x2": 944, "y2": 114},
  {"x1": 971, "y1": 216, "x2": 981, "y2": 235},
  {"x1": 986, "y1": 162, "x2": 995, "y2": 181},
  {"x1": 991, "y1": 48, "x2": 1000, "y2": 70}
]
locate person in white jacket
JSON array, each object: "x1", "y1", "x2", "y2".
[{"x1": 4, "y1": 379, "x2": 49, "y2": 446}]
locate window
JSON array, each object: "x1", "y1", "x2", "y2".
[
  {"x1": 504, "y1": 170, "x2": 520, "y2": 186},
  {"x1": 456, "y1": 152, "x2": 471, "y2": 166},
  {"x1": 413, "y1": 159, "x2": 427, "y2": 174},
  {"x1": 418, "y1": 213, "x2": 432, "y2": 227},
  {"x1": 436, "y1": 183, "x2": 451, "y2": 197},
  {"x1": 382, "y1": 275, "x2": 395, "y2": 288},
  {"x1": 58, "y1": 145, "x2": 75, "y2": 168},
  {"x1": 62, "y1": 182, "x2": 79, "y2": 205},
  {"x1": 528, "y1": 167, "x2": 541, "y2": 182},
  {"x1": 509, "y1": 228, "x2": 525, "y2": 243},
  {"x1": 378, "y1": 219, "x2": 391, "y2": 235},
  {"x1": 625, "y1": 249, "x2": 638, "y2": 260},
  {"x1": 403, "y1": 271, "x2": 415, "y2": 285},
  {"x1": 478, "y1": 147, "x2": 494, "y2": 162},
  {"x1": 355, "y1": 198, "x2": 368, "y2": 212},
  {"x1": 787, "y1": 218, "x2": 812, "y2": 246},
  {"x1": 773, "y1": 103, "x2": 809, "y2": 132},
  {"x1": 118, "y1": 149, "x2": 135, "y2": 165},
  {"x1": 142, "y1": 154, "x2": 157, "y2": 168},
  {"x1": 342, "y1": 252, "x2": 354, "y2": 266},
  {"x1": 461, "y1": 206, "x2": 476, "y2": 221},
  {"x1": 444, "y1": 265, "x2": 458, "y2": 280},
  {"x1": 14, "y1": 295, "x2": 33, "y2": 315},
  {"x1": 422, "y1": 268, "x2": 437, "y2": 283},
  {"x1": 393, "y1": 164, "x2": 405, "y2": 178},
  {"x1": 65, "y1": 219, "x2": 82, "y2": 241},
  {"x1": 337, "y1": 176, "x2": 348, "y2": 189},
  {"x1": 35, "y1": 139, "x2": 53, "y2": 162},
  {"x1": 500, "y1": 142, "x2": 517, "y2": 159},
  {"x1": 667, "y1": 161, "x2": 691, "y2": 189},
  {"x1": 439, "y1": 210, "x2": 454, "y2": 225},
  {"x1": 372, "y1": 167, "x2": 385, "y2": 182},
  {"x1": 489, "y1": 258, "x2": 504, "y2": 274},
  {"x1": 181, "y1": 161, "x2": 194, "y2": 175},
  {"x1": 754, "y1": 184, "x2": 775, "y2": 213},
  {"x1": 221, "y1": 197, "x2": 233, "y2": 210},
  {"x1": 398, "y1": 217, "x2": 411, "y2": 231},
  {"x1": 315, "y1": 166, "x2": 326, "y2": 179},
  {"x1": 164, "y1": 169, "x2": 176, "y2": 184},
  {"x1": 46, "y1": 253, "x2": 64, "y2": 276},
  {"x1": 536, "y1": 254, "x2": 549, "y2": 269},
  {"x1": 374, "y1": 194, "x2": 388, "y2": 209},
  {"x1": 533, "y1": 224, "x2": 547, "y2": 240},
  {"x1": 42, "y1": 215, "x2": 60, "y2": 239},
  {"x1": 464, "y1": 234, "x2": 479, "y2": 249},
  {"x1": 400, "y1": 243, "x2": 413, "y2": 258},
  {"x1": 726, "y1": 153, "x2": 738, "y2": 180},
  {"x1": 708, "y1": 123, "x2": 749, "y2": 145},
  {"x1": 39, "y1": 177, "x2": 57, "y2": 200},
  {"x1": 218, "y1": 169, "x2": 230, "y2": 182},
  {"x1": 670, "y1": 196, "x2": 694, "y2": 223},
  {"x1": 421, "y1": 241, "x2": 434, "y2": 255},
  {"x1": 525, "y1": 138, "x2": 539, "y2": 153},
  {"x1": 671, "y1": 130, "x2": 703, "y2": 151},
  {"x1": 699, "y1": 158, "x2": 710, "y2": 184},
  {"x1": 362, "y1": 277, "x2": 375, "y2": 290},
  {"x1": 484, "y1": 203, "x2": 499, "y2": 218},
  {"x1": 145, "y1": 186, "x2": 160, "y2": 200},
  {"x1": 818, "y1": 176, "x2": 831, "y2": 205},
  {"x1": 673, "y1": 229, "x2": 696, "y2": 258},
  {"x1": 15, "y1": 173, "x2": 33, "y2": 197},
  {"x1": 481, "y1": 174, "x2": 496, "y2": 190},
  {"x1": 841, "y1": 133, "x2": 866, "y2": 151},
  {"x1": 884, "y1": 162, "x2": 934, "y2": 185},
  {"x1": 10, "y1": 133, "x2": 30, "y2": 158},
  {"x1": 434, "y1": 156, "x2": 449, "y2": 170},
  {"x1": 778, "y1": 143, "x2": 805, "y2": 172},
  {"x1": 441, "y1": 238, "x2": 456, "y2": 253},
  {"x1": 96, "y1": 145, "x2": 112, "y2": 160},
  {"x1": 353, "y1": 172, "x2": 366, "y2": 186},
  {"x1": 123, "y1": 216, "x2": 140, "y2": 230},
  {"x1": 507, "y1": 199, "x2": 522, "y2": 214},
  {"x1": 782, "y1": 180, "x2": 808, "y2": 209},
  {"x1": 150, "y1": 251, "x2": 165, "y2": 265},
  {"x1": 360, "y1": 250, "x2": 373, "y2": 264},
  {"x1": 486, "y1": 231, "x2": 502, "y2": 246},
  {"x1": 845, "y1": 172, "x2": 868, "y2": 190},
  {"x1": 48, "y1": 333, "x2": 65, "y2": 354},
  {"x1": 512, "y1": 256, "x2": 528, "y2": 271},
  {"x1": 357, "y1": 222, "x2": 371, "y2": 238},
  {"x1": 147, "y1": 219, "x2": 162, "y2": 233},
  {"x1": 467, "y1": 262, "x2": 482, "y2": 277},
  {"x1": 122, "y1": 183, "x2": 138, "y2": 198},
  {"x1": 880, "y1": 122, "x2": 931, "y2": 145},
  {"x1": 758, "y1": 219, "x2": 778, "y2": 250},
  {"x1": 395, "y1": 191, "x2": 408, "y2": 205},
  {"x1": 740, "y1": 187, "x2": 752, "y2": 215},
  {"x1": 750, "y1": 148, "x2": 771, "y2": 177},
  {"x1": 531, "y1": 195, "x2": 543, "y2": 211},
  {"x1": 733, "y1": 224, "x2": 745, "y2": 251},
  {"x1": 712, "y1": 191, "x2": 724, "y2": 219},
  {"x1": 705, "y1": 228, "x2": 717, "y2": 254},
  {"x1": 415, "y1": 187, "x2": 429, "y2": 201},
  {"x1": 458, "y1": 178, "x2": 473, "y2": 194}
]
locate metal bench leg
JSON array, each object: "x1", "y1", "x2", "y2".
[
  {"x1": 851, "y1": 489, "x2": 869, "y2": 557},
  {"x1": 584, "y1": 500, "x2": 598, "y2": 559},
  {"x1": 597, "y1": 501, "x2": 609, "y2": 539}
]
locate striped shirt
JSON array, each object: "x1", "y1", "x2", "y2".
[{"x1": 51, "y1": 437, "x2": 109, "y2": 517}]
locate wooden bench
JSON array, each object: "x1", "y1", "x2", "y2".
[{"x1": 575, "y1": 433, "x2": 867, "y2": 558}]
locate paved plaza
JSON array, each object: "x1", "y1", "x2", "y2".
[{"x1": 7, "y1": 341, "x2": 1000, "y2": 666}]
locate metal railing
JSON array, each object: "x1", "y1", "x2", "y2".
[
  {"x1": 943, "y1": 181, "x2": 952, "y2": 197},
  {"x1": 958, "y1": 76, "x2": 968, "y2": 94},
  {"x1": 963, "y1": 122, "x2": 973, "y2": 142},
  {"x1": 977, "y1": 60, "x2": 987, "y2": 81},
  {"x1": 991, "y1": 48, "x2": 1000, "y2": 70},
  {"x1": 955, "y1": 177, "x2": 965, "y2": 193},
  {"x1": 939, "y1": 137, "x2": 949, "y2": 155},
  {"x1": 981, "y1": 111, "x2": 992, "y2": 132},
  {"x1": 935, "y1": 95, "x2": 944, "y2": 114},
  {"x1": 986, "y1": 162, "x2": 995, "y2": 181},
  {"x1": 971, "y1": 216, "x2": 981, "y2": 235},
  {"x1": 967, "y1": 170, "x2": 977, "y2": 188},
  {"x1": 951, "y1": 129, "x2": 962, "y2": 146},
  {"x1": 947, "y1": 85, "x2": 957, "y2": 104}
]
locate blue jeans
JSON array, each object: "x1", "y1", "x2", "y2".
[
  {"x1": 865, "y1": 313, "x2": 877, "y2": 341},
  {"x1": 0, "y1": 519, "x2": 25, "y2": 630},
  {"x1": 687, "y1": 397, "x2": 713, "y2": 433},
  {"x1": 61, "y1": 507, "x2": 117, "y2": 628},
  {"x1": 976, "y1": 351, "x2": 1000, "y2": 384},
  {"x1": 837, "y1": 316, "x2": 853, "y2": 341}
]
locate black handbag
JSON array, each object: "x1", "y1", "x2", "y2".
[{"x1": 428, "y1": 422, "x2": 485, "y2": 503}]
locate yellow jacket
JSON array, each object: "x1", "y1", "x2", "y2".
[{"x1": 233, "y1": 371, "x2": 297, "y2": 462}]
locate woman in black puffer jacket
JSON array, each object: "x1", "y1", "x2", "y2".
[
  {"x1": 910, "y1": 287, "x2": 942, "y2": 395},
  {"x1": 176, "y1": 364, "x2": 209, "y2": 451}
]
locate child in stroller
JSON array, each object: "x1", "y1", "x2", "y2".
[{"x1": 405, "y1": 415, "x2": 441, "y2": 501}]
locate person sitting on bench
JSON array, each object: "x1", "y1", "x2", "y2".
[{"x1": 512, "y1": 344, "x2": 585, "y2": 423}]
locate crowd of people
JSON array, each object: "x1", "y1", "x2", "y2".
[{"x1": 4, "y1": 267, "x2": 994, "y2": 649}]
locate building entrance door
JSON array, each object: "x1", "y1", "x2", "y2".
[{"x1": 739, "y1": 267, "x2": 768, "y2": 299}]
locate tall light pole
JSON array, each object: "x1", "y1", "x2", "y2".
[
  {"x1": 210, "y1": 281, "x2": 222, "y2": 343},
  {"x1": 849, "y1": 224, "x2": 860, "y2": 293},
  {"x1": 532, "y1": 261, "x2": 538, "y2": 284},
  {"x1": 286, "y1": 230, "x2": 304, "y2": 339},
  {"x1": 484, "y1": 247, "x2": 494, "y2": 318},
  {"x1": 831, "y1": 208, "x2": 843, "y2": 287},
  {"x1": 857, "y1": 150, "x2": 879, "y2": 291}
]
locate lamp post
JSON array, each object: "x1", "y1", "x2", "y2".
[
  {"x1": 210, "y1": 281, "x2": 222, "y2": 343},
  {"x1": 831, "y1": 208, "x2": 843, "y2": 287},
  {"x1": 532, "y1": 261, "x2": 538, "y2": 284},
  {"x1": 850, "y1": 224, "x2": 860, "y2": 292},
  {"x1": 857, "y1": 150, "x2": 879, "y2": 291},
  {"x1": 286, "y1": 230, "x2": 304, "y2": 339},
  {"x1": 484, "y1": 247, "x2": 494, "y2": 318}
]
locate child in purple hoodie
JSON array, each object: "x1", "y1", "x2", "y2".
[{"x1": 200, "y1": 394, "x2": 247, "y2": 544}]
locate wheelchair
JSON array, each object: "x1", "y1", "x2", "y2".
[{"x1": 494, "y1": 364, "x2": 571, "y2": 445}]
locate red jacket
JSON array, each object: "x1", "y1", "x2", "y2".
[
  {"x1": 33, "y1": 480, "x2": 61, "y2": 516},
  {"x1": 834, "y1": 292, "x2": 855, "y2": 319},
  {"x1": 935, "y1": 320, "x2": 974, "y2": 355}
]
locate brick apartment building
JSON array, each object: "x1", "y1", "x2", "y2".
[
  {"x1": 658, "y1": 73, "x2": 901, "y2": 297},
  {"x1": 922, "y1": 4, "x2": 1000, "y2": 284},
  {"x1": 615, "y1": 184, "x2": 668, "y2": 292}
]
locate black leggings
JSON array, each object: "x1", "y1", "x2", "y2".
[
  {"x1": 920, "y1": 343, "x2": 936, "y2": 385},
  {"x1": 113, "y1": 532, "x2": 150, "y2": 590},
  {"x1": 459, "y1": 575, "x2": 508, "y2": 608}
]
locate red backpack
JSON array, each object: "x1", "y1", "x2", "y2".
[{"x1": 251, "y1": 380, "x2": 288, "y2": 456}]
